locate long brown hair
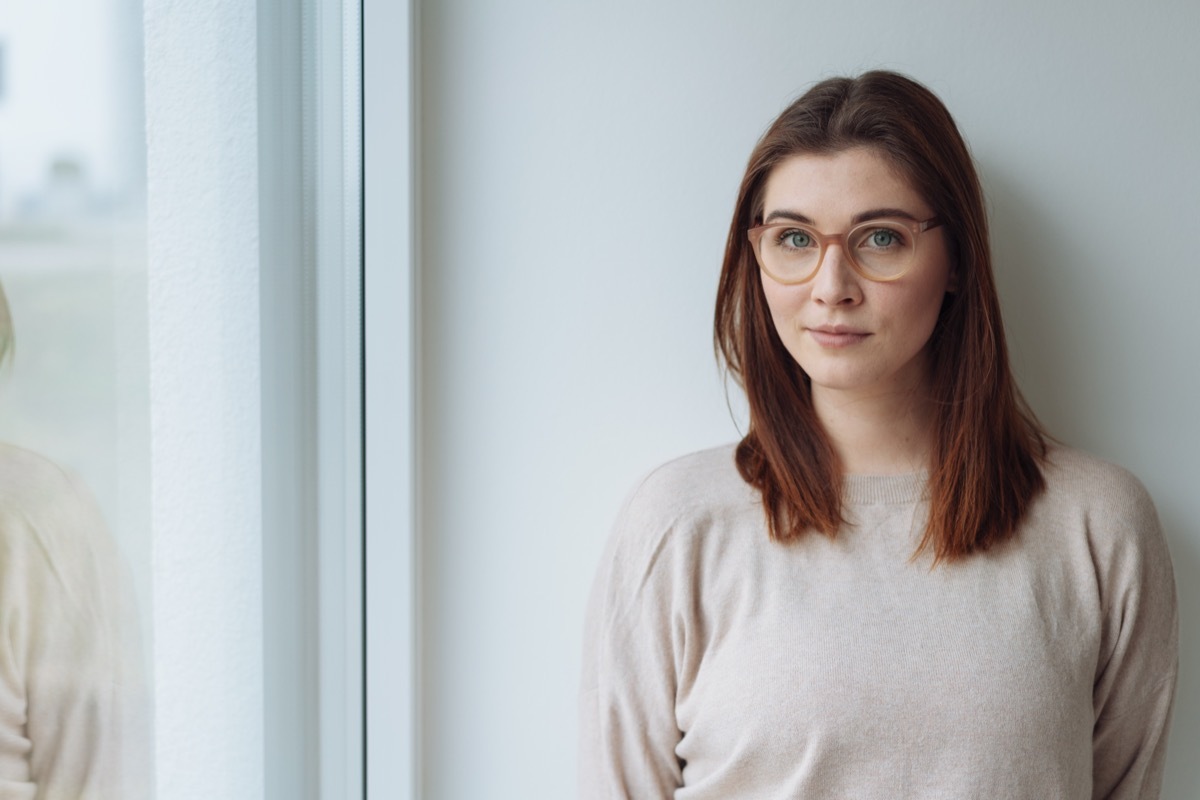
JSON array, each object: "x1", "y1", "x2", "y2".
[{"x1": 714, "y1": 71, "x2": 1046, "y2": 562}]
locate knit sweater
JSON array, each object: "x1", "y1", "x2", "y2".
[
  {"x1": 579, "y1": 444, "x2": 1178, "y2": 799},
  {"x1": 0, "y1": 445, "x2": 147, "y2": 799}
]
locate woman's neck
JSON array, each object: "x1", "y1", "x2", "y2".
[{"x1": 812, "y1": 383, "x2": 937, "y2": 476}]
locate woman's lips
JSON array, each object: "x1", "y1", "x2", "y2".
[{"x1": 807, "y1": 326, "x2": 871, "y2": 347}]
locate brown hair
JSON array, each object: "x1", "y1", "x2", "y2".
[{"x1": 714, "y1": 71, "x2": 1046, "y2": 562}]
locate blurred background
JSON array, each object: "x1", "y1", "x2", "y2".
[{"x1": 0, "y1": 0, "x2": 149, "y2": 680}]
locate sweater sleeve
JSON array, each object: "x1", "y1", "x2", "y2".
[
  {"x1": 1089, "y1": 472, "x2": 1178, "y2": 800},
  {"x1": 579, "y1": 478, "x2": 686, "y2": 799},
  {"x1": 0, "y1": 454, "x2": 148, "y2": 800}
]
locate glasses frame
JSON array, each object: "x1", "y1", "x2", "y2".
[{"x1": 747, "y1": 216, "x2": 945, "y2": 284}]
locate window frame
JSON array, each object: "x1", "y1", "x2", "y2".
[
  {"x1": 362, "y1": 0, "x2": 419, "y2": 797},
  {"x1": 261, "y1": 0, "x2": 416, "y2": 796}
]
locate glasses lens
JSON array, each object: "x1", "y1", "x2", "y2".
[
  {"x1": 758, "y1": 225, "x2": 821, "y2": 282},
  {"x1": 848, "y1": 222, "x2": 914, "y2": 279}
]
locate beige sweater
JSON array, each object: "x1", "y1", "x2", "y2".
[
  {"x1": 0, "y1": 445, "x2": 147, "y2": 799},
  {"x1": 579, "y1": 445, "x2": 1178, "y2": 799}
]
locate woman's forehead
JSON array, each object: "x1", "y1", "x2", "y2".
[{"x1": 761, "y1": 147, "x2": 931, "y2": 226}]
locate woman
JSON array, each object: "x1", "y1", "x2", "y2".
[
  {"x1": 0, "y1": 283, "x2": 147, "y2": 798},
  {"x1": 579, "y1": 72, "x2": 1177, "y2": 799}
]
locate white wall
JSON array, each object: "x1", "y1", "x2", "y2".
[
  {"x1": 145, "y1": 1, "x2": 264, "y2": 797},
  {"x1": 418, "y1": 1, "x2": 1200, "y2": 797},
  {"x1": 145, "y1": 1, "x2": 366, "y2": 796}
]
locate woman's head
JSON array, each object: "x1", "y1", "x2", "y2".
[
  {"x1": 717, "y1": 70, "x2": 997, "y2": 399},
  {"x1": 715, "y1": 71, "x2": 1045, "y2": 561}
]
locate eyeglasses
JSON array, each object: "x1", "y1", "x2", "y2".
[{"x1": 747, "y1": 216, "x2": 944, "y2": 284}]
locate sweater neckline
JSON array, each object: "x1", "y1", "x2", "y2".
[{"x1": 842, "y1": 471, "x2": 928, "y2": 505}]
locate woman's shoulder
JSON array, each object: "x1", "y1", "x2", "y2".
[
  {"x1": 592, "y1": 444, "x2": 756, "y2": 619},
  {"x1": 0, "y1": 442, "x2": 91, "y2": 509},
  {"x1": 1033, "y1": 444, "x2": 1168, "y2": 571},
  {"x1": 620, "y1": 442, "x2": 752, "y2": 520},
  {"x1": 1039, "y1": 443, "x2": 1157, "y2": 520},
  {"x1": 0, "y1": 442, "x2": 110, "y2": 560},
  {"x1": 605, "y1": 443, "x2": 754, "y2": 555}
]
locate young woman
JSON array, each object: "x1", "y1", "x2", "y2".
[
  {"x1": 0, "y1": 284, "x2": 147, "y2": 797},
  {"x1": 579, "y1": 72, "x2": 1178, "y2": 799}
]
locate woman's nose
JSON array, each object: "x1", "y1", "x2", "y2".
[{"x1": 809, "y1": 243, "x2": 863, "y2": 306}]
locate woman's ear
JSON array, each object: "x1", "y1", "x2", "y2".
[{"x1": 946, "y1": 264, "x2": 960, "y2": 293}]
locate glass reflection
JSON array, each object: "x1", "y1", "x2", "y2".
[{"x1": 0, "y1": 1, "x2": 150, "y2": 795}]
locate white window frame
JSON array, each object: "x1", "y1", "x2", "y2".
[
  {"x1": 156, "y1": 0, "x2": 412, "y2": 793},
  {"x1": 362, "y1": 0, "x2": 418, "y2": 797},
  {"x1": 261, "y1": 0, "x2": 416, "y2": 797}
]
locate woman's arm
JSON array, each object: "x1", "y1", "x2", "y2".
[
  {"x1": 0, "y1": 452, "x2": 147, "y2": 799},
  {"x1": 579, "y1": 478, "x2": 687, "y2": 799},
  {"x1": 1090, "y1": 474, "x2": 1178, "y2": 800}
]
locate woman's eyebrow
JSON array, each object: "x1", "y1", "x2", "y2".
[
  {"x1": 762, "y1": 207, "x2": 921, "y2": 225},
  {"x1": 762, "y1": 210, "x2": 814, "y2": 224},
  {"x1": 851, "y1": 208, "x2": 919, "y2": 224}
]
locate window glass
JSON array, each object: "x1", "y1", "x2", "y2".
[{"x1": 0, "y1": 1, "x2": 149, "y2": 794}]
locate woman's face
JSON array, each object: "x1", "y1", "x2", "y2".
[{"x1": 757, "y1": 147, "x2": 955, "y2": 403}]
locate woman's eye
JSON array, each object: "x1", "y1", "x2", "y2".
[
  {"x1": 868, "y1": 229, "x2": 901, "y2": 248},
  {"x1": 780, "y1": 230, "x2": 813, "y2": 249}
]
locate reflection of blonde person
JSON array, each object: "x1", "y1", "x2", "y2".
[
  {"x1": 580, "y1": 72, "x2": 1177, "y2": 799},
  {"x1": 0, "y1": 289, "x2": 146, "y2": 798}
]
